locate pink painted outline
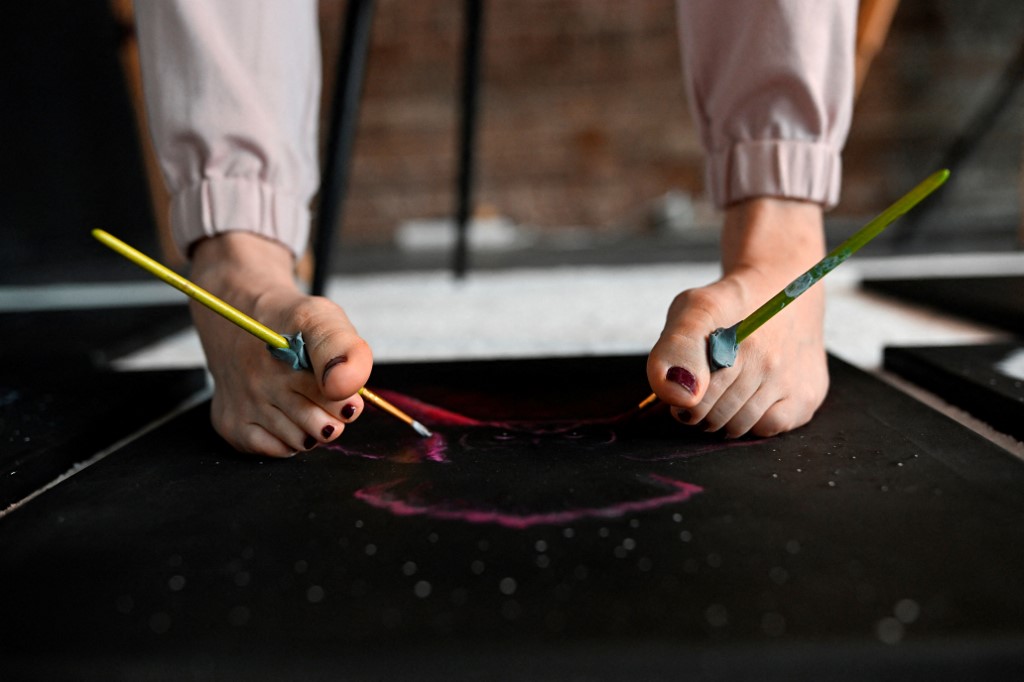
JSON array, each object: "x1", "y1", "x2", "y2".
[{"x1": 354, "y1": 474, "x2": 703, "y2": 529}]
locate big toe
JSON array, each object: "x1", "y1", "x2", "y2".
[
  {"x1": 647, "y1": 332, "x2": 709, "y2": 409},
  {"x1": 311, "y1": 331, "x2": 373, "y2": 401}
]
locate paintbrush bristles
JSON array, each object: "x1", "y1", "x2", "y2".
[{"x1": 411, "y1": 421, "x2": 434, "y2": 438}]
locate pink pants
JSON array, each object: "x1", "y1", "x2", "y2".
[{"x1": 134, "y1": 0, "x2": 857, "y2": 259}]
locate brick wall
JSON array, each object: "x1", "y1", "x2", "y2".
[
  {"x1": 319, "y1": 0, "x2": 697, "y2": 245},
  {"x1": 319, "y1": 0, "x2": 1024, "y2": 246}
]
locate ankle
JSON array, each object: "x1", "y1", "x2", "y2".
[
  {"x1": 721, "y1": 198, "x2": 825, "y2": 282},
  {"x1": 189, "y1": 233, "x2": 298, "y2": 308}
]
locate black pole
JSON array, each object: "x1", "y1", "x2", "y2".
[
  {"x1": 311, "y1": 0, "x2": 376, "y2": 296},
  {"x1": 453, "y1": 0, "x2": 484, "y2": 279}
]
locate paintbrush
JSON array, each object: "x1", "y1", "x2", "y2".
[
  {"x1": 92, "y1": 229, "x2": 432, "y2": 438},
  {"x1": 640, "y1": 168, "x2": 950, "y2": 409}
]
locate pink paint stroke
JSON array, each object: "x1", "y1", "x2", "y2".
[
  {"x1": 372, "y1": 389, "x2": 487, "y2": 427},
  {"x1": 354, "y1": 474, "x2": 704, "y2": 530},
  {"x1": 371, "y1": 388, "x2": 640, "y2": 431}
]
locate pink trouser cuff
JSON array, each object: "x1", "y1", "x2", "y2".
[
  {"x1": 709, "y1": 140, "x2": 842, "y2": 210},
  {"x1": 170, "y1": 178, "x2": 310, "y2": 260}
]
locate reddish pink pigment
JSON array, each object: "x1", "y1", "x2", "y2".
[{"x1": 328, "y1": 389, "x2": 725, "y2": 528}]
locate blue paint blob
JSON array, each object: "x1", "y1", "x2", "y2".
[
  {"x1": 784, "y1": 272, "x2": 815, "y2": 298},
  {"x1": 268, "y1": 332, "x2": 311, "y2": 370},
  {"x1": 785, "y1": 255, "x2": 846, "y2": 298},
  {"x1": 707, "y1": 324, "x2": 739, "y2": 371}
]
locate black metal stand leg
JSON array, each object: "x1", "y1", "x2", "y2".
[
  {"x1": 453, "y1": 0, "x2": 485, "y2": 279},
  {"x1": 311, "y1": 0, "x2": 376, "y2": 296}
]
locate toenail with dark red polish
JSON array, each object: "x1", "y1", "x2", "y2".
[
  {"x1": 303, "y1": 435, "x2": 317, "y2": 450},
  {"x1": 321, "y1": 425, "x2": 335, "y2": 439},
  {"x1": 677, "y1": 410, "x2": 692, "y2": 423},
  {"x1": 341, "y1": 404, "x2": 356, "y2": 420},
  {"x1": 666, "y1": 366, "x2": 698, "y2": 394},
  {"x1": 321, "y1": 356, "x2": 349, "y2": 385}
]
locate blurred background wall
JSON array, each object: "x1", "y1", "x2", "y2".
[
  {"x1": 3, "y1": 0, "x2": 1023, "y2": 284},
  {"x1": 319, "y1": 0, "x2": 1024, "y2": 245}
]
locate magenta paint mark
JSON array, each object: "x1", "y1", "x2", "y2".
[
  {"x1": 373, "y1": 389, "x2": 486, "y2": 427},
  {"x1": 421, "y1": 433, "x2": 448, "y2": 462},
  {"x1": 326, "y1": 390, "x2": 732, "y2": 528},
  {"x1": 371, "y1": 388, "x2": 641, "y2": 431},
  {"x1": 355, "y1": 475, "x2": 703, "y2": 529}
]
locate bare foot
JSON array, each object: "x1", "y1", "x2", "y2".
[
  {"x1": 647, "y1": 198, "x2": 829, "y2": 438},
  {"x1": 188, "y1": 233, "x2": 373, "y2": 456}
]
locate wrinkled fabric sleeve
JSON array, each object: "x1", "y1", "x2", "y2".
[
  {"x1": 677, "y1": 0, "x2": 857, "y2": 210},
  {"x1": 134, "y1": 0, "x2": 321, "y2": 260}
]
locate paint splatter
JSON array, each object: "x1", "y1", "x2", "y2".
[
  {"x1": 784, "y1": 272, "x2": 816, "y2": 299},
  {"x1": 784, "y1": 254, "x2": 844, "y2": 298}
]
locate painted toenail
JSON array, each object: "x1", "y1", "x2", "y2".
[
  {"x1": 303, "y1": 435, "x2": 317, "y2": 450},
  {"x1": 341, "y1": 404, "x2": 356, "y2": 420},
  {"x1": 321, "y1": 425, "x2": 335, "y2": 439},
  {"x1": 666, "y1": 366, "x2": 698, "y2": 394}
]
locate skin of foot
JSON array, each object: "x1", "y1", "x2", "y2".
[
  {"x1": 647, "y1": 197, "x2": 829, "y2": 438},
  {"x1": 188, "y1": 232, "x2": 373, "y2": 457}
]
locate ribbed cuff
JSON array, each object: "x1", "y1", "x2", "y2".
[
  {"x1": 708, "y1": 140, "x2": 842, "y2": 210},
  {"x1": 170, "y1": 177, "x2": 310, "y2": 260}
]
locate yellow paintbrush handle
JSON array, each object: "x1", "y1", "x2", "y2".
[
  {"x1": 358, "y1": 387, "x2": 413, "y2": 425},
  {"x1": 92, "y1": 229, "x2": 289, "y2": 349},
  {"x1": 92, "y1": 229, "x2": 432, "y2": 437}
]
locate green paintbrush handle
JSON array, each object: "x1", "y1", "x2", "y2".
[
  {"x1": 705, "y1": 169, "x2": 950, "y2": 371},
  {"x1": 734, "y1": 168, "x2": 950, "y2": 345}
]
